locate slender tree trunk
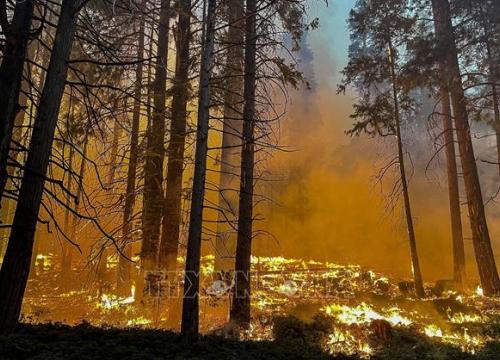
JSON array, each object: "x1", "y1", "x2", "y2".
[
  {"x1": 117, "y1": 5, "x2": 147, "y2": 293},
  {"x1": 107, "y1": 111, "x2": 122, "y2": 187},
  {"x1": 230, "y1": 0, "x2": 257, "y2": 328},
  {"x1": 141, "y1": 0, "x2": 171, "y2": 272},
  {"x1": 0, "y1": 0, "x2": 81, "y2": 330},
  {"x1": 61, "y1": 113, "x2": 75, "y2": 273},
  {"x1": 62, "y1": 131, "x2": 89, "y2": 278},
  {"x1": 0, "y1": 0, "x2": 34, "y2": 209},
  {"x1": 159, "y1": 0, "x2": 192, "y2": 271},
  {"x1": 478, "y1": 2, "x2": 500, "y2": 177},
  {"x1": 432, "y1": 0, "x2": 500, "y2": 295},
  {"x1": 214, "y1": 0, "x2": 245, "y2": 274},
  {"x1": 388, "y1": 41, "x2": 425, "y2": 298},
  {"x1": 441, "y1": 89, "x2": 466, "y2": 286},
  {"x1": 487, "y1": 41, "x2": 500, "y2": 177},
  {"x1": 181, "y1": 0, "x2": 217, "y2": 338}
]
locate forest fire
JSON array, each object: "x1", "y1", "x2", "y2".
[
  {"x1": 21, "y1": 255, "x2": 499, "y2": 357},
  {"x1": 1, "y1": 0, "x2": 500, "y2": 358}
]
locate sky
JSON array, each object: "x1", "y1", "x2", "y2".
[{"x1": 309, "y1": 0, "x2": 356, "y2": 86}]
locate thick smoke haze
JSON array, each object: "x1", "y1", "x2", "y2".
[{"x1": 253, "y1": 10, "x2": 500, "y2": 283}]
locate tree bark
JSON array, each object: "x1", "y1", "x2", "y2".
[
  {"x1": 441, "y1": 89, "x2": 466, "y2": 286},
  {"x1": 181, "y1": 0, "x2": 217, "y2": 339},
  {"x1": 432, "y1": 0, "x2": 500, "y2": 295},
  {"x1": 0, "y1": 56, "x2": 31, "y2": 261},
  {"x1": 159, "y1": 0, "x2": 192, "y2": 272},
  {"x1": 117, "y1": 4, "x2": 147, "y2": 292},
  {"x1": 0, "y1": 0, "x2": 34, "y2": 214},
  {"x1": 230, "y1": 0, "x2": 257, "y2": 328},
  {"x1": 388, "y1": 41, "x2": 425, "y2": 298},
  {"x1": 141, "y1": 0, "x2": 172, "y2": 271},
  {"x1": 0, "y1": 0, "x2": 81, "y2": 330},
  {"x1": 214, "y1": 0, "x2": 245, "y2": 274}
]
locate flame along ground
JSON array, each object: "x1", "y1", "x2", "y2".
[{"x1": 21, "y1": 255, "x2": 500, "y2": 357}]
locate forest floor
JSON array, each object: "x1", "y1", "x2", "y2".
[
  {"x1": 14, "y1": 256, "x2": 500, "y2": 359},
  {"x1": 0, "y1": 322, "x2": 499, "y2": 360}
]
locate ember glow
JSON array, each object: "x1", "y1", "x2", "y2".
[
  {"x1": 1, "y1": 0, "x2": 500, "y2": 359},
  {"x1": 21, "y1": 256, "x2": 500, "y2": 357}
]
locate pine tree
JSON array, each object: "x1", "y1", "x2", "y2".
[
  {"x1": 340, "y1": 0, "x2": 426, "y2": 297},
  {"x1": 0, "y1": 0, "x2": 84, "y2": 330},
  {"x1": 431, "y1": 0, "x2": 500, "y2": 295}
]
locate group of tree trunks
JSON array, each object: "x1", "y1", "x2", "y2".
[{"x1": 0, "y1": 0, "x2": 499, "y2": 340}]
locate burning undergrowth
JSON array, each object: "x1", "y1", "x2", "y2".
[{"x1": 21, "y1": 255, "x2": 500, "y2": 358}]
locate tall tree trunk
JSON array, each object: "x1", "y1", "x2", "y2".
[
  {"x1": 230, "y1": 0, "x2": 257, "y2": 328},
  {"x1": 141, "y1": 0, "x2": 171, "y2": 272},
  {"x1": 159, "y1": 0, "x2": 192, "y2": 272},
  {"x1": 107, "y1": 111, "x2": 122, "y2": 187},
  {"x1": 0, "y1": 0, "x2": 81, "y2": 330},
  {"x1": 62, "y1": 143, "x2": 75, "y2": 267},
  {"x1": 432, "y1": 0, "x2": 500, "y2": 295},
  {"x1": 479, "y1": 1, "x2": 500, "y2": 176},
  {"x1": 388, "y1": 41, "x2": 425, "y2": 298},
  {"x1": 441, "y1": 89, "x2": 466, "y2": 286},
  {"x1": 0, "y1": 0, "x2": 34, "y2": 209},
  {"x1": 117, "y1": 4, "x2": 147, "y2": 293},
  {"x1": 487, "y1": 37, "x2": 500, "y2": 178},
  {"x1": 0, "y1": 59, "x2": 31, "y2": 261},
  {"x1": 181, "y1": 0, "x2": 217, "y2": 338},
  {"x1": 214, "y1": 0, "x2": 245, "y2": 274},
  {"x1": 62, "y1": 131, "x2": 89, "y2": 278}
]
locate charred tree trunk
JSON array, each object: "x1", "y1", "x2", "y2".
[
  {"x1": 388, "y1": 41, "x2": 425, "y2": 298},
  {"x1": 432, "y1": 0, "x2": 500, "y2": 295},
  {"x1": 181, "y1": 0, "x2": 217, "y2": 339},
  {"x1": 440, "y1": 90, "x2": 466, "y2": 286},
  {"x1": 230, "y1": 0, "x2": 257, "y2": 328},
  {"x1": 159, "y1": 0, "x2": 192, "y2": 271},
  {"x1": 214, "y1": 0, "x2": 245, "y2": 274},
  {"x1": 141, "y1": 0, "x2": 171, "y2": 272},
  {"x1": 0, "y1": 0, "x2": 81, "y2": 330},
  {"x1": 0, "y1": 0, "x2": 34, "y2": 213},
  {"x1": 117, "y1": 6, "x2": 147, "y2": 293}
]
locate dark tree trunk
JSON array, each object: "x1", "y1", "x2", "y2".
[
  {"x1": 440, "y1": 90, "x2": 466, "y2": 286},
  {"x1": 432, "y1": 0, "x2": 500, "y2": 295},
  {"x1": 181, "y1": 0, "x2": 217, "y2": 339},
  {"x1": 0, "y1": 0, "x2": 81, "y2": 330},
  {"x1": 230, "y1": 0, "x2": 257, "y2": 328},
  {"x1": 117, "y1": 5, "x2": 147, "y2": 293},
  {"x1": 388, "y1": 41, "x2": 425, "y2": 298},
  {"x1": 107, "y1": 112, "x2": 122, "y2": 187},
  {"x1": 0, "y1": 0, "x2": 34, "y2": 212},
  {"x1": 141, "y1": 0, "x2": 171, "y2": 271},
  {"x1": 62, "y1": 143, "x2": 75, "y2": 267},
  {"x1": 0, "y1": 55, "x2": 31, "y2": 261},
  {"x1": 62, "y1": 130, "x2": 89, "y2": 279},
  {"x1": 159, "y1": 0, "x2": 192, "y2": 272},
  {"x1": 214, "y1": 0, "x2": 245, "y2": 274},
  {"x1": 441, "y1": 87, "x2": 466, "y2": 286},
  {"x1": 487, "y1": 36, "x2": 500, "y2": 178},
  {"x1": 478, "y1": 1, "x2": 500, "y2": 177}
]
